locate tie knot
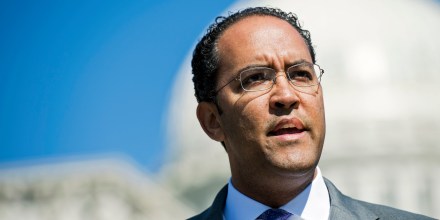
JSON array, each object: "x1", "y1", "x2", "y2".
[{"x1": 256, "y1": 208, "x2": 293, "y2": 220}]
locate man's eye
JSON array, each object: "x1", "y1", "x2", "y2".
[
  {"x1": 289, "y1": 70, "x2": 313, "y2": 82},
  {"x1": 241, "y1": 71, "x2": 272, "y2": 87}
]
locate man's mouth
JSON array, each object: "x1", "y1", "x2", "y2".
[
  {"x1": 268, "y1": 127, "x2": 304, "y2": 136},
  {"x1": 267, "y1": 118, "x2": 306, "y2": 137}
]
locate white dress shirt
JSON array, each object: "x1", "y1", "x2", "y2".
[{"x1": 224, "y1": 167, "x2": 330, "y2": 220}]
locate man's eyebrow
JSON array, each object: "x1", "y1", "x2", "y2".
[
  {"x1": 234, "y1": 64, "x2": 269, "y2": 75},
  {"x1": 286, "y1": 59, "x2": 312, "y2": 67},
  {"x1": 235, "y1": 59, "x2": 313, "y2": 74}
]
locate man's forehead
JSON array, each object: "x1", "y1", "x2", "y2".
[
  {"x1": 219, "y1": 15, "x2": 298, "y2": 40},
  {"x1": 216, "y1": 15, "x2": 309, "y2": 69},
  {"x1": 216, "y1": 15, "x2": 304, "y2": 57}
]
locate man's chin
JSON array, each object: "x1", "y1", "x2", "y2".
[{"x1": 269, "y1": 159, "x2": 318, "y2": 178}]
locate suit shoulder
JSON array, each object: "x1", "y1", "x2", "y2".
[
  {"x1": 186, "y1": 185, "x2": 228, "y2": 220},
  {"x1": 187, "y1": 208, "x2": 211, "y2": 220},
  {"x1": 355, "y1": 199, "x2": 435, "y2": 220},
  {"x1": 324, "y1": 178, "x2": 435, "y2": 219}
]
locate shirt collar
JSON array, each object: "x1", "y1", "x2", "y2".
[{"x1": 224, "y1": 167, "x2": 330, "y2": 220}]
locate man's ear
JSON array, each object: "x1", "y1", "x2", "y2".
[{"x1": 196, "y1": 102, "x2": 225, "y2": 142}]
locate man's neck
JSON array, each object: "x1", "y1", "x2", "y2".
[{"x1": 230, "y1": 167, "x2": 317, "y2": 207}]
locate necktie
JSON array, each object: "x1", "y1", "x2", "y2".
[{"x1": 256, "y1": 208, "x2": 293, "y2": 220}]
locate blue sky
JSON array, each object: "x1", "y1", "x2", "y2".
[{"x1": 0, "y1": 0, "x2": 235, "y2": 172}]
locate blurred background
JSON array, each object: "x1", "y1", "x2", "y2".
[{"x1": 1, "y1": 0, "x2": 439, "y2": 219}]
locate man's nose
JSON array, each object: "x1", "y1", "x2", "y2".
[{"x1": 269, "y1": 74, "x2": 300, "y2": 110}]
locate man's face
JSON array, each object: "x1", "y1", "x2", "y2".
[{"x1": 199, "y1": 16, "x2": 325, "y2": 182}]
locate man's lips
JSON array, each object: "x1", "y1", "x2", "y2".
[
  {"x1": 268, "y1": 127, "x2": 304, "y2": 136},
  {"x1": 267, "y1": 118, "x2": 306, "y2": 136}
]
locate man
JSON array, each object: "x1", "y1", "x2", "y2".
[{"x1": 189, "y1": 7, "x2": 434, "y2": 220}]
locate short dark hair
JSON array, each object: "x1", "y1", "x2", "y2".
[{"x1": 191, "y1": 7, "x2": 316, "y2": 103}]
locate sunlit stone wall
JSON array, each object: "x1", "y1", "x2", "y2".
[{"x1": 0, "y1": 159, "x2": 193, "y2": 220}]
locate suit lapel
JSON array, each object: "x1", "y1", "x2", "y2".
[{"x1": 324, "y1": 178, "x2": 379, "y2": 220}]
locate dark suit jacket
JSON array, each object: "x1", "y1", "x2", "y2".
[{"x1": 188, "y1": 178, "x2": 435, "y2": 220}]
